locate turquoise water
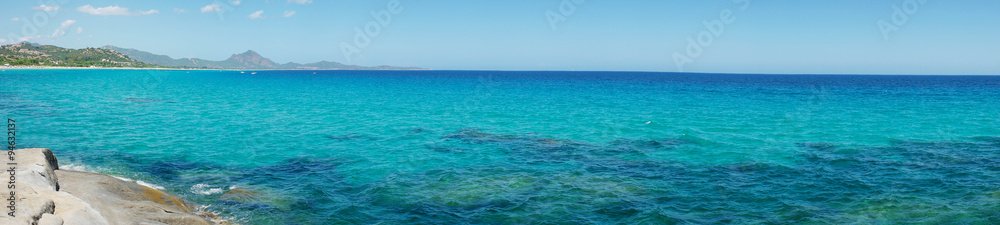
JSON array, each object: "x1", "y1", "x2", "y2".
[{"x1": 2, "y1": 69, "x2": 1000, "y2": 224}]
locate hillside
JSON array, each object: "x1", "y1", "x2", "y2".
[
  {"x1": 0, "y1": 43, "x2": 156, "y2": 68},
  {"x1": 103, "y1": 45, "x2": 424, "y2": 70},
  {"x1": 99, "y1": 45, "x2": 204, "y2": 68}
]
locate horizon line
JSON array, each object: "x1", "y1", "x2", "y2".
[{"x1": 4, "y1": 66, "x2": 998, "y2": 76}]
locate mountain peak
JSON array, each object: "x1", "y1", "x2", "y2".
[
  {"x1": 237, "y1": 50, "x2": 259, "y2": 56},
  {"x1": 226, "y1": 50, "x2": 276, "y2": 69}
]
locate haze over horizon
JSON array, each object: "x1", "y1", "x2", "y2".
[{"x1": 2, "y1": 0, "x2": 998, "y2": 75}]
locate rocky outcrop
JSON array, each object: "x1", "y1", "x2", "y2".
[
  {"x1": 0, "y1": 148, "x2": 213, "y2": 225},
  {"x1": 55, "y1": 171, "x2": 211, "y2": 225}
]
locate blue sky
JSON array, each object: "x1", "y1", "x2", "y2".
[{"x1": 1, "y1": 0, "x2": 998, "y2": 74}]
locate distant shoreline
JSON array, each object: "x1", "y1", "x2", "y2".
[
  {"x1": 0, "y1": 66, "x2": 212, "y2": 70},
  {"x1": 3, "y1": 66, "x2": 997, "y2": 76},
  {"x1": 0, "y1": 66, "x2": 432, "y2": 71}
]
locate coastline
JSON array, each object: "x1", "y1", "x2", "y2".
[
  {"x1": 3, "y1": 148, "x2": 227, "y2": 225},
  {"x1": 0, "y1": 65, "x2": 432, "y2": 71},
  {"x1": 0, "y1": 65, "x2": 221, "y2": 71}
]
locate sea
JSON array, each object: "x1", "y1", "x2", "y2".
[{"x1": 1, "y1": 69, "x2": 999, "y2": 224}]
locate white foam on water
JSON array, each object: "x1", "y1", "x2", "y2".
[
  {"x1": 135, "y1": 180, "x2": 167, "y2": 190},
  {"x1": 195, "y1": 204, "x2": 243, "y2": 225},
  {"x1": 109, "y1": 175, "x2": 167, "y2": 190},
  {"x1": 62, "y1": 163, "x2": 168, "y2": 190},
  {"x1": 190, "y1": 183, "x2": 226, "y2": 195},
  {"x1": 60, "y1": 163, "x2": 106, "y2": 173}
]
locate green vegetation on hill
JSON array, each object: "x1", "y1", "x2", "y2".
[
  {"x1": 0, "y1": 43, "x2": 159, "y2": 68},
  {"x1": 0, "y1": 43, "x2": 425, "y2": 70}
]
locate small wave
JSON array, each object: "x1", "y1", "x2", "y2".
[
  {"x1": 110, "y1": 175, "x2": 166, "y2": 190},
  {"x1": 195, "y1": 204, "x2": 244, "y2": 225},
  {"x1": 190, "y1": 183, "x2": 228, "y2": 195},
  {"x1": 60, "y1": 163, "x2": 107, "y2": 173},
  {"x1": 136, "y1": 180, "x2": 167, "y2": 190},
  {"x1": 62, "y1": 163, "x2": 167, "y2": 190}
]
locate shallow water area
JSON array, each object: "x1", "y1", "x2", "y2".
[{"x1": 2, "y1": 69, "x2": 999, "y2": 224}]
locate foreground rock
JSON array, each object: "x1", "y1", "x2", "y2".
[{"x1": 0, "y1": 148, "x2": 214, "y2": 225}]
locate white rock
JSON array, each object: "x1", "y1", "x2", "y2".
[
  {"x1": 38, "y1": 214, "x2": 64, "y2": 225},
  {"x1": 13, "y1": 148, "x2": 59, "y2": 191}
]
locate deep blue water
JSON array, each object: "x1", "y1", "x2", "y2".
[{"x1": 2, "y1": 69, "x2": 1000, "y2": 224}]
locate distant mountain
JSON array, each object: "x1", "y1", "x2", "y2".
[
  {"x1": 101, "y1": 45, "x2": 202, "y2": 68},
  {"x1": 1, "y1": 42, "x2": 154, "y2": 68},
  {"x1": 226, "y1": 50, "x2": 278, "y2": 68},
  {"x1": 102, "y1": 46, "x2": 424, "y2": 70}
]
